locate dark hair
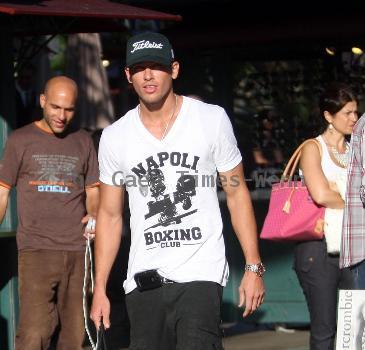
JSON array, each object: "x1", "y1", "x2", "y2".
[
  {"x1": 319, "y1": 82, "x2": 357, "y2": 116},
  {"x1": 318, "y1": 82, "x2": 357, "y2": 132}
]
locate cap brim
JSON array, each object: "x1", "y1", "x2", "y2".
[{"x1": 126, "y1": 55, "x2": 172, "y2": 68}]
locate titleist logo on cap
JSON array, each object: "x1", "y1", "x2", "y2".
[{"x1": 131, "y1": 40, "x2": 163, "y2": 53}]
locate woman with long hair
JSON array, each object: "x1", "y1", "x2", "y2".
[{"x1": 294, "y1": 82, "x2": 358, "y2": 349}]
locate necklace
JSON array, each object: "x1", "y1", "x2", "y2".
[
  {"x1": 138, "y1": 94, "x2": 178, "y2": 140},
  {"x1": 330, "y1": 143, "x2": 350, "y2": 167},
  {"x1": 161, "y1": 94, "x2": 178, "y2": 140}
]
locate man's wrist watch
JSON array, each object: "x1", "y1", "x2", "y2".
[{"x1": 245, "y1": 262, "x2": 266, "y2": 277}]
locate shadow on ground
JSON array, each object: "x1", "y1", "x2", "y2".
[{"x1": 222, "y1": 323, "x2": 310, "y2": 350}]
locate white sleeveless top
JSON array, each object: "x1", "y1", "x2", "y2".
[
  {"x1": 316, "y1": 135, "x2": 347, "y2": 182},
  {"x1": 315, "y1": 136, "x2": 348, "y2": 254}
]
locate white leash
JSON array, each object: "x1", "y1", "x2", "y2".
[{"x1": 83, "y1": 218, "x2": 99, "y2": 350}]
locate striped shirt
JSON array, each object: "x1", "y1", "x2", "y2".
[{"x1": 340, "y1": 114, "x2": 365, "y2": 268}]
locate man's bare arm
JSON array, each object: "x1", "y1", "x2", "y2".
[
  {"x1": 219, "y1": 162, "x2": 265, "y2": 317},
  {"x1": 82, "y1": 186, "x2": 100, "y2": 238},
  {"x1": 90, "y1": 183, "x2": 124, "y2": 329},
  {"x1": 0, "y1": 186, "x2": 10, "y2": 223},
  {"x1": 85, "y1": 185, "x2": 99, "y2": 218}
]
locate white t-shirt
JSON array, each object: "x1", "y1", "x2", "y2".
[{"x1": 98, "y1": 96, "x2": 242, "y2": 293}]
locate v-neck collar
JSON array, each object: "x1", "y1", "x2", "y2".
[{"x1": 134, "y1": 96, "x2": 187, "y2": 146}]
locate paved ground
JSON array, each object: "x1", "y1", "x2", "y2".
[
  {"x1": 85, "y1": 328, "x2": 310, "y2": 350},
  {"x1": 223, "y1": 329, "x2": 310, "y2": 350}
]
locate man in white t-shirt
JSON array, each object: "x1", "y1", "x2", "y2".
[{"x1": 91, "y1": 31, "x2": 265, "y2": 350}]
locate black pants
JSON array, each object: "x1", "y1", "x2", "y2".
[
  {"x1": 294, "y1": 240, "x2": 354, "y2": 350},
  {"x1": 126, "y1": 280, "x2": 223, "y2": 350}
]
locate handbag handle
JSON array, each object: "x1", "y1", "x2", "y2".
[{"x1": 282, "y1": 138, "x2": 322, "y2": 181}]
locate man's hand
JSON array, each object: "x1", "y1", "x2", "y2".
[
  {"x1": 81, "y1": 215, "x2": 96, "y2": 240},
  {"x1": 90, "y1": 288, "x2": 111, "y2": 330},
  {"x1": 238, "y1": 271, "x2": 265, "y2": 317}
]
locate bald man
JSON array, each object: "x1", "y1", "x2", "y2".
[{"x1": 0, "y1": 76, "x2": 99, "y2": 349}]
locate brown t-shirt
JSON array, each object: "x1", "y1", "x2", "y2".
[{"x1": 0, "y1": 122, "x2": 99, "y2": 251}]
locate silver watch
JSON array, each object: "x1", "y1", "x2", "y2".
[{"x1": 245, "y1": 262, "x2": 266, "y2": 277}]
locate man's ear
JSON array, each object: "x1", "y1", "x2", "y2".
[
  {"x1": 125, "y1": 68, "x2": 132, "y2": 84},
  {"x1": 39, "y1": 94, "x2": 46, "y2": 108},
  {"x1": 171, "y1": 61, "x2": 180, "y2": 80}
]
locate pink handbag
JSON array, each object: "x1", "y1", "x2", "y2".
[{"x1": 260, "y1": 139, "x2": 325, "y2": 242}]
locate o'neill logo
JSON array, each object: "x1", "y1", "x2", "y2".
[{"x1": 131, "y1": 40, "x2": 163, "y2": 53}]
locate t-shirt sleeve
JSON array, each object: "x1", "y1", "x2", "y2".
[
  {"x1": 98, "y1": 129, "x2": 123, "y2": 186},
  {"x1": 0, "y1": 134, "x2": 21, "y2": 188},
  {"x1": 85, "y1": 135, "x2": 100, "y2": 187},
  {"x1": 213, "y1": 110, "x2": 242, "y2": 172}
]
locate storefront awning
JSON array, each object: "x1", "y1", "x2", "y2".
[
  {"x1": 0, "y1": 0, "x2": 182, "y2": 21},
  {"x1": 0, "y1": 0, "x2": 182, "y2": 35}
]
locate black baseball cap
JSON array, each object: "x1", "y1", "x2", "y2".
[{"x1": 126, "y1": 32, "x2": 175, "y2": 68}]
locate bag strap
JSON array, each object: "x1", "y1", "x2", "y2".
[{"x1": 282, "y1": 138, "x2": 322, "y2": 181}]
